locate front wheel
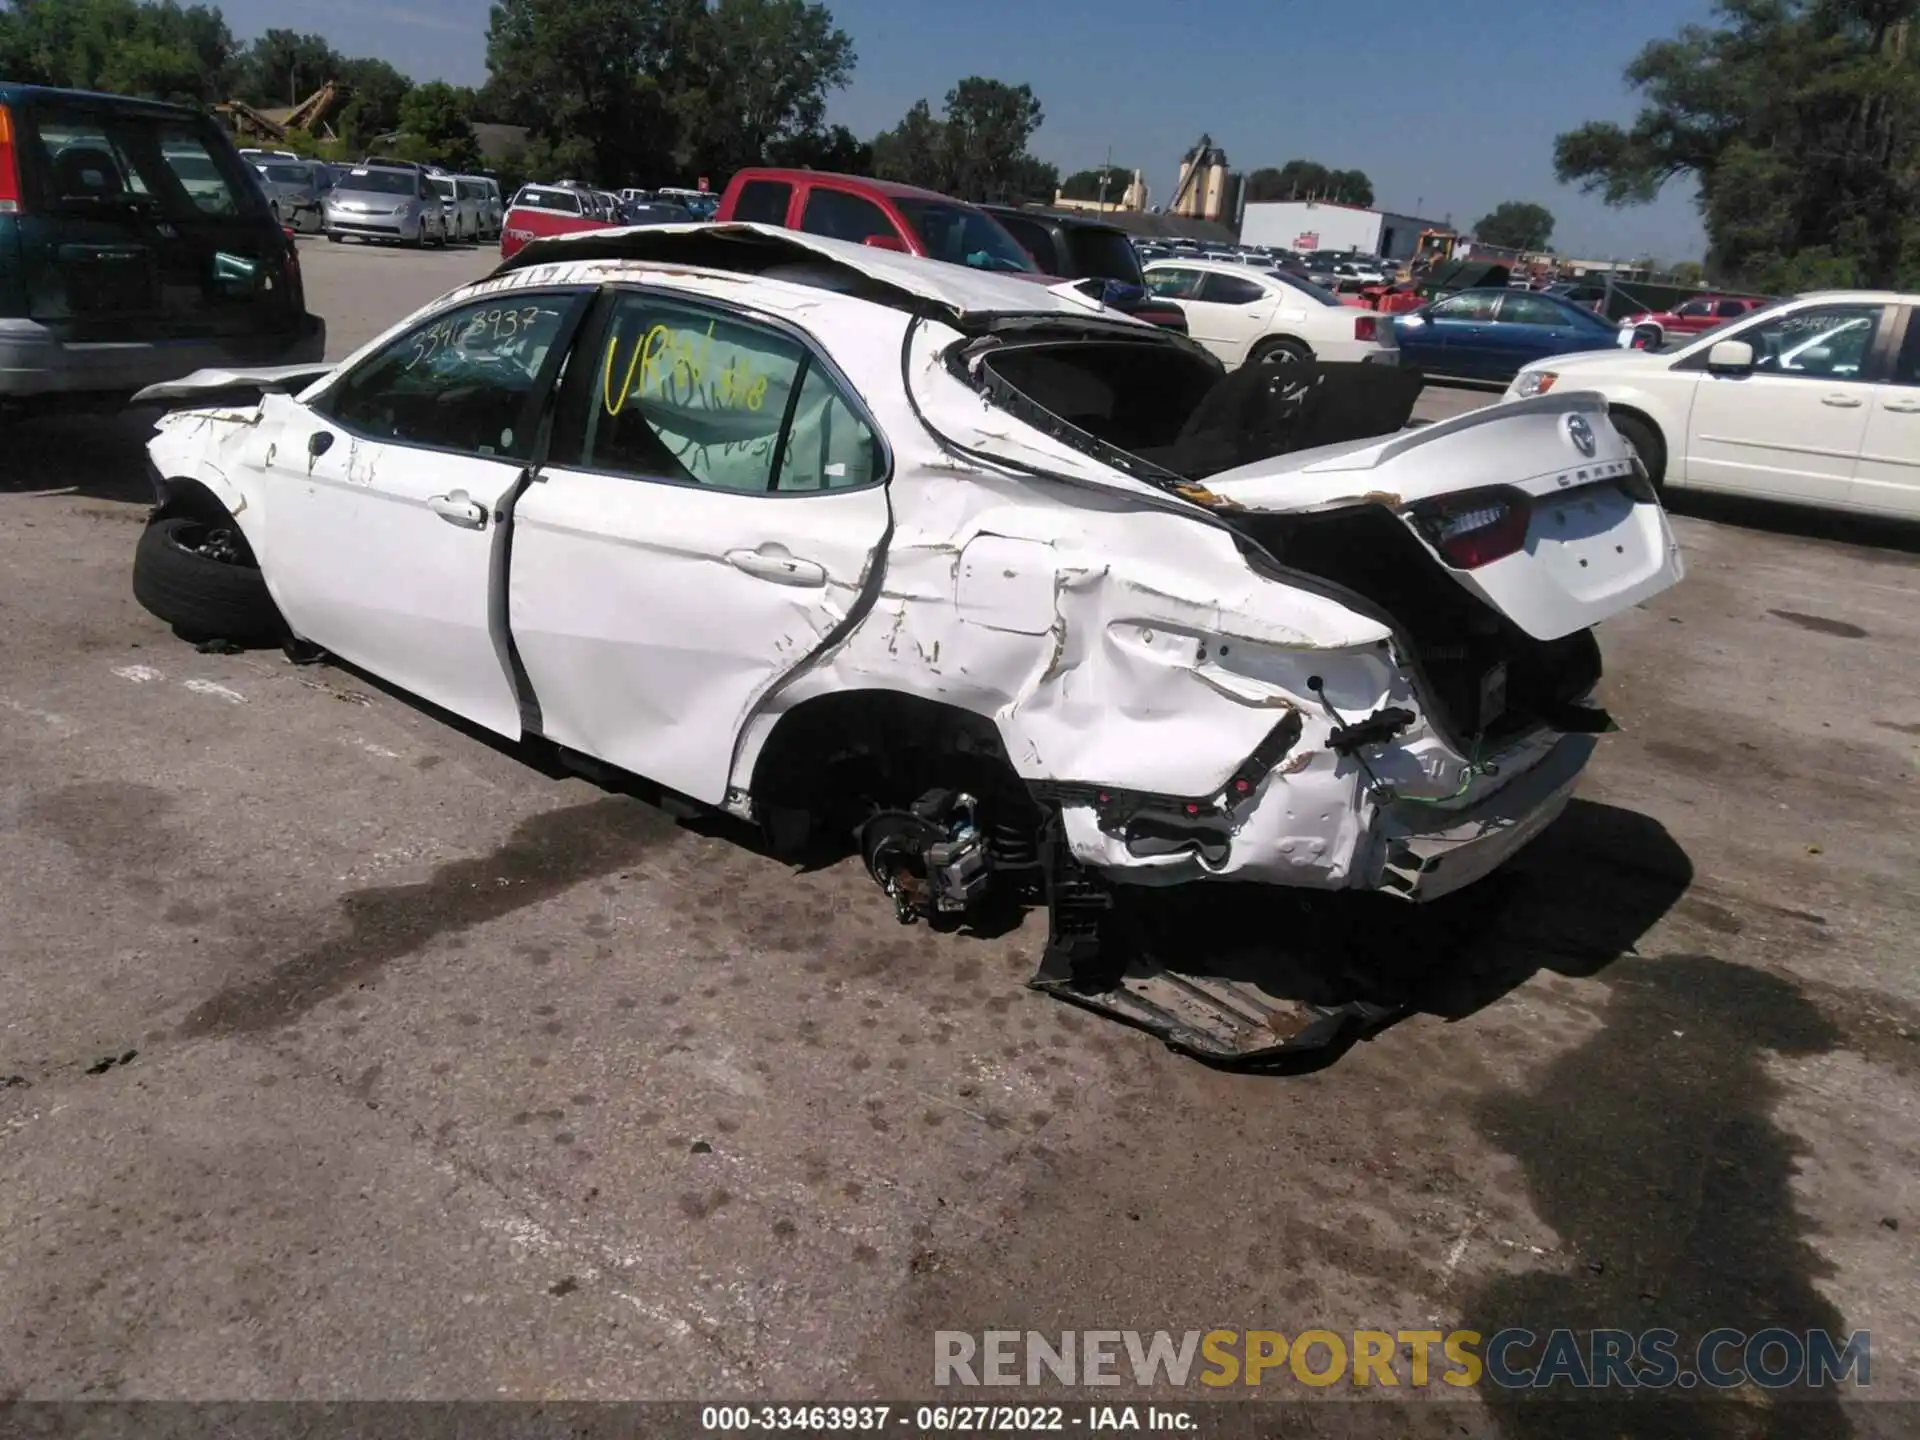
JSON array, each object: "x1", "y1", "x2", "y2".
[{"x1": 132, "y1": 515, "x2": 283, "y2": 644}]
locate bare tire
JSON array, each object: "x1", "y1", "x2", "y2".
[
  {"x1": 132, "y1": 515, "x2": 283, "y2": 644},
  {"x1": 1611, "y1": 412, "x2": 1667, "y2": 488},
  {"x1": 1251, "y1": 336, "x2": 1313, "y2": 367}
]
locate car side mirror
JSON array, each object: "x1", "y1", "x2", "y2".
[
  {"x1": 861, "y1": 234, "x2": 909, "y2": 252},
  {"x1": 1707, "y1": 339, "x2": 1755, "y2": 374},
  {"x1": 309, "y1": 430, "x2": 334, "y2": 458}
]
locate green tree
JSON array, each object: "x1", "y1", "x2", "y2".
[
  {"x1": 871, "y1": 76, "x2": 1051, "y2": 201},
  {"x1": 238, "y1": 27, "x2": 342, "y2": 107},
  {"x1": 334, "y1": 57, "x2": 413, "y2": 148},
  {"x1": 870, "y1": 97, "x2": 945, "y2": 189},
  {"x1": 766, "y1": 122, "x2": 871, "y2": 173},
  {"x1": 676, "y1": 0, "x2": 854, "y2": 177},
  {"x1": 1555, "y1": 0, "x2": 1920, "y2": 289},
  {"x1": 398, "y1": 80, "x2": 480, "y2": 169},
  {"x1": 1059, "y1": 163, "x2": 1134, "y2": 203},
  {"x1": 1247, "y1": 159, "x2": 1373, "y2": 205},
  {"x1": 0, "y1": 0, "x2": 237, "y2": 102},
  {"x1": 1473, "y1": 200, "x2": 1556, "y2": 249}
]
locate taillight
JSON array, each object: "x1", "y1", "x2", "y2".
[
  {"x1": 1408, "y1": 487, "x2": 1533, "y2": 569},
  {"x1": 0, "y1": 104, "x2": 21, "y2": 214},
  {"x1": 1354, "y1": 313, "x2": 1379, "y2": 342}
]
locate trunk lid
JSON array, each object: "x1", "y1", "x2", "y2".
[
  {"x1": 12, "y1": 93, "x2": 299, "y2": 344},
  {"x1": 1201, "y1": 390, "x2": 1684, "y2": 641}
]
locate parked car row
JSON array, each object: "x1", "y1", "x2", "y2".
[{"x1": 237, "y1": 150, "x2": 505, "y2": 245}]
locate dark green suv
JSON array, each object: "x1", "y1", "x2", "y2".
[{"x1": 0, "y1": 84, "x2": 324, "y2": 417}]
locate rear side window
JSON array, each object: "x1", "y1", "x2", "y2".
[
  {"x1": 799, "y1": 188, "x2": 895, "y2": 245},
  {"x1": 23, "y1": 105, "x2": 261, "y2": 220},
  {"x1": 1063, "y1": 227, "x2": 1144, "y2": 285},
  {"x1": 1894, "y1": 314, "x2": 1920, "y2": 387},
  {"x1": 1146, "y1": 267, "x2": 1202, "y2": 298},
  {"x1": 731, "y1": 180, "x2": 792, "y2": 225},
  {"x1": 564, "y1": 292, "x2": 881, "y2": 493},
  {"x1": 1198, "y1": 272, "x2": 1267, "y2": 305},
  {"x1": 993, "y1": 213, "x2": 1056, "y2": 271}
]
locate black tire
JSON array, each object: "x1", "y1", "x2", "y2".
[
  {"x1": 132, "y1": 515, "x2": 283, "y2": 644},
  {"x1": 1611, "y1": 411, "x2": 1667, "y2": 488},
  {"x1": 326, "y1": 230, "x2": 342, "y2": 243},
  {"x1": 1251, "y1": 336, "x2": 1313, "y2": 367}
]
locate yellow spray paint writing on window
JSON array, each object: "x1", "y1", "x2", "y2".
[{"x1": 603, "y1": 321, "x2": 773, "y2": 417}]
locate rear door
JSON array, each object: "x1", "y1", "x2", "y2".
[
  {"x1": 247, "y1": 288, "x2": 592, "y2": 737},
  {"x1": 798, "y1": 185, "x2": 902, "y2": 248},
  {"x1": 1488, "y1": 292, "x2": 1594, "y2": 379},
  {"x1": 1855, "y1": 307, "x2": 1920, "y2": 519},
  {"x1": 14, "y1": 95, "x2": 294, "y2": 343},
  {"x1": 725, "y1": 177, "x2": 794, "y2": 226},
  {"x1": 1681, "y1": 301, "x2": 1889, "y2": 507},
  {"x1": 508, "y1": 286, "x2": 891, "y2": 805},
  {"x1": 1186, "y1": 270, "x2": 1279, "y2": 366}
]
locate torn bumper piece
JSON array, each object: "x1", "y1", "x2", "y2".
[{"x1": 1031, "y1": 952, "x2": 1409, "y2": 1067}]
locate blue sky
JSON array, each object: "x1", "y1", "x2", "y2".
[{"x1": 222, "y1": 0, "x2": 1716, "y2": 260}]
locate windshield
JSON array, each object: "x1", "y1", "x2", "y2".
[
  {"x1": 894, "y1": 198, "x2": 1038, "y2": 273},
  {"x1": 262, "y1": 163, "x2": 313, "y2": 185},
  {"x1": 1270, "y1": 270, "x2": 1344, "y2": 307},
  {"x1": 342, "y1": 169, "x2": 418, "y2": 197}
]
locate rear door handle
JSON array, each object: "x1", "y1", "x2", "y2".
[
  {"x1": 428, "y1": 491, "x2": 487, "y2": 529},
  {"x1": 727, "y1": 544, "x2": 826, "y2": 587},
  {"x1": 1884, "y1": 399, "x2": 1920, "y2": 413},
  {"x1": 1821, "y1": 393, "x2": 1864, "y2": 408}
]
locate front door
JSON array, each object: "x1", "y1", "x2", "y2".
[
  {"x1": 1682, "y1": 302, "x2": 1888, "y2": 506},
  {"x1": 1399, "y1": 290, "x2": 1499, "y2": 376},
  {"x1": 509, "y1": 288, "x2": 892, "y2": 805},
  {"x1": 250, "y1": 289, "x2": 589, "y2": 738},
  {"x1": 1855, "y1": 307, "x2": 1920, "y2": 519}
]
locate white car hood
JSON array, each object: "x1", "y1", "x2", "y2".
[{"x1": 132, "y1": 364, "x2": 334, "y2": 405}]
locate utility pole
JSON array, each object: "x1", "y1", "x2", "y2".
[{"x1": 1097, "y1": 145, "x2": 1112, "y2": 213}]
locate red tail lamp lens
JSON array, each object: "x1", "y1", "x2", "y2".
[{"x1": 1409, "y1": 487, "x2": 1532, "y2": 569}]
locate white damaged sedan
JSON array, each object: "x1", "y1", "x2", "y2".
[{"x1": 132, "y1": 223, "x2": 1683, "y2": 1060}]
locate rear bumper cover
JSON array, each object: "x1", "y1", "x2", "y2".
[{"x1": 0, "y1": 313, "x2": 326, "y2": 399}]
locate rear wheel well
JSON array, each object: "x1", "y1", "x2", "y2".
[{"x1": 747, "y1": 690, "x2": 1039, "y2": 862}]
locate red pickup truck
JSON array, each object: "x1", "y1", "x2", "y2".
[
  {"x1": 714, "y1": 168, "x2": 1186, "y2": 329},
  {"x1": 499, "y1": 183, "x2": 610, "y2": 258}
]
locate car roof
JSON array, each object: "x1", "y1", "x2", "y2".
[
  {"x1": 0, "y1": 82, "x2": 205, "y2": 119},
  {"x1": 727, "y1": 167, "x2": 974, "y2": 206},
  {"x1": 339, "y1": 165, "x2": 419, "y2": 182},
  {"x1": 1144, "y1": 258, "x2": 1285, "y2": 278},
  {"x1": 495, "y1": 222, "x2": 1147, "y2": 325},
  {"x1": 978, "y1": 204, "x2": 1127, "y2": 236}
]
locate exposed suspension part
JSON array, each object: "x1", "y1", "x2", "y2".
[{"x1": 859, "y1": 789, "x2": 994, "y2": 925}]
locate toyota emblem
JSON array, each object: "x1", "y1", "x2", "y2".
[{"x1": 1566, "y1": 413, "x2": 1597, "y2": 458}]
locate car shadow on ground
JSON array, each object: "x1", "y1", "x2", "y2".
[
  {"x1": 1662, "y1": 488, "x2": 1920, "y2": 557},
  {"x1": 1084, "y1": 798, "x2": 1694, "y2": 1074},
  {"x1": 270, "y1": 655, "x2": 1694, "y2": 1077},
  {"x1": 2, "y1": 411, "x2": 160, "y2": 506}
]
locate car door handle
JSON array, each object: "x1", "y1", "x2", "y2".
[
  {"x1": 727, "y1": 544, "x2": 826, "y2": 587},
  {"x1": 1884, "y1": 399, "x2": 1920, "y2": 413},
  {"x1": 428, "y1": 492, "x2": 487, "y2": 529},
  {"x1": 1821, "y1": 394, "x2": 1864, "y2": 408}
]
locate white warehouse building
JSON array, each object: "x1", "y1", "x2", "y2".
[{"x1": 1238, "y1": 200, "x2": 1450, "y2": 260}]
